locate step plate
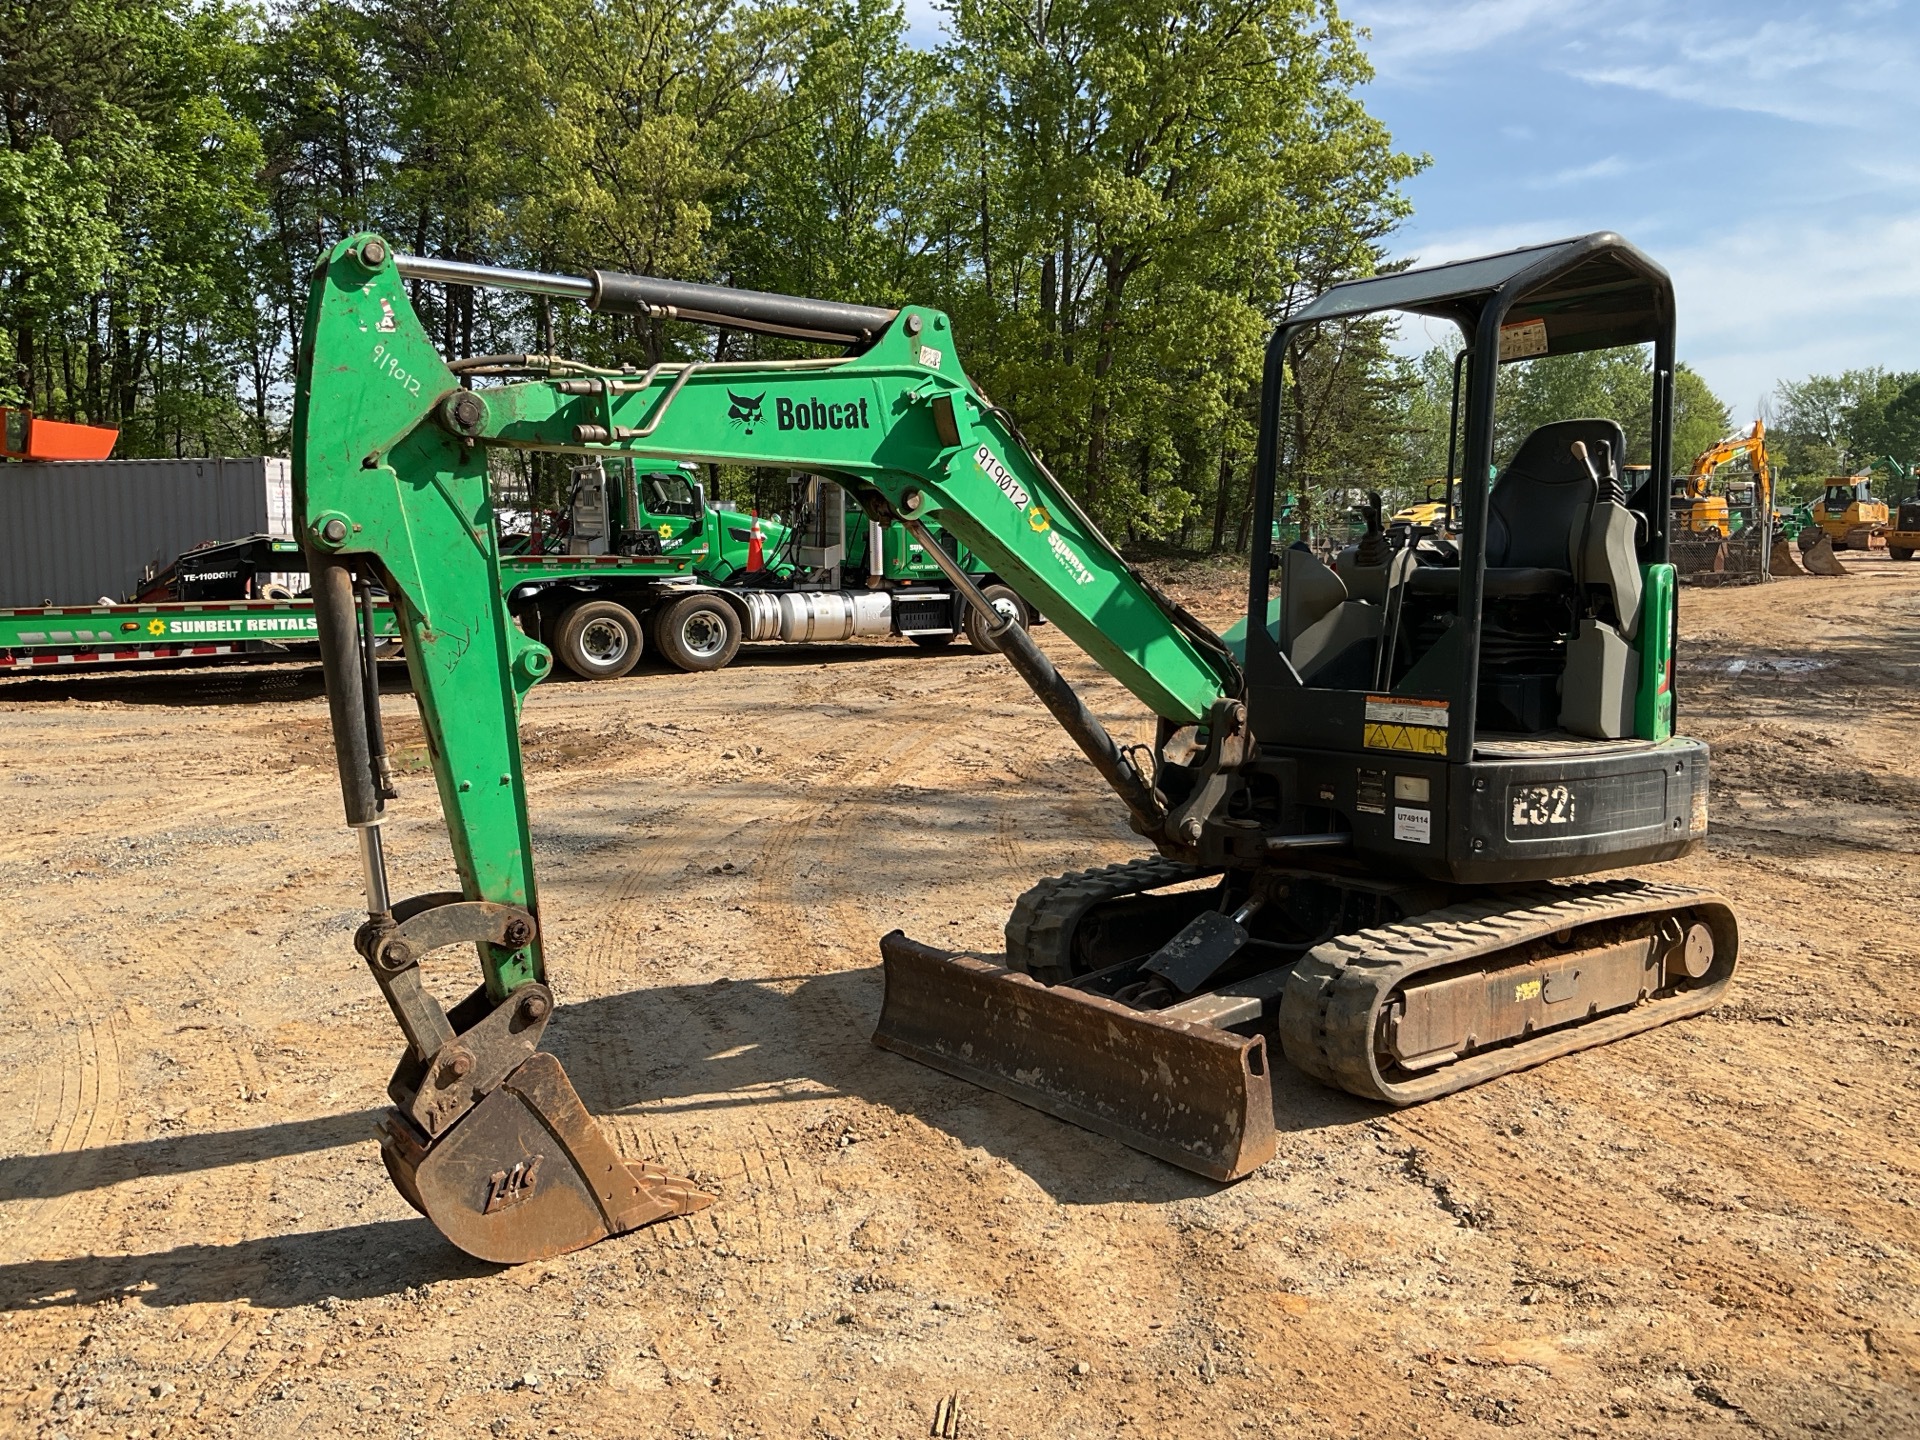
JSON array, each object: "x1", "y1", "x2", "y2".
[{"x1": 874, "y1": 931, "x2": 1276, "y2": 1182}]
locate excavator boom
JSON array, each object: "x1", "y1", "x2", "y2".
[{"x1": 296, "y1": 235, "x2": 1240, "y2": 1259}]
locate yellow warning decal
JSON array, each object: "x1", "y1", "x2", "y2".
[
  {"x1": 1363, "y1": 694, "x2": 1447, "y2": 755},
  {"x1": 1513, "y1": 979, "x2": 1542, "y2": 1002},
  {"x1": 1363, "y1": 721, "x2": 1447, "y2": 755}
]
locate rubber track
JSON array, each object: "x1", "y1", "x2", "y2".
[
  {"x1": 1278, "y1": 878, "x2": 1738, "y2": 1105},
  {"x1": 1005, "y1": 856, "x2": 1217, "y2": 982}
]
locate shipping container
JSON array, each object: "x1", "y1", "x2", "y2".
[{"x1": 0, "y1": 457, "x2": 292, "y2": 607}]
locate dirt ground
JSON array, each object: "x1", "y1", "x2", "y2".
[{"x1": 3, "y1": 553, "x2": 1918, "y2": 1440}]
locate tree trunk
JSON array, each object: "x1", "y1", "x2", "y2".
[{"x1": 1211, "y1": 442, "x2": 1235, "y2": 552}]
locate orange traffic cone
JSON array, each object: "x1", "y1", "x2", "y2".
[{"x1": 747, "y1": 511, "x2": 765, "y2": 572}]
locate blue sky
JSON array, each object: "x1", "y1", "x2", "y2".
[{"x1": 901, "y1": 0, "x2": 1920, "y2": 423}]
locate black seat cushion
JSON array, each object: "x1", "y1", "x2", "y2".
[
  {"x1": 1405, "y1": 565, "x2": 1575, "y2": 599},
  {"x1": 1487, "y1": 418, "x2": 1626, "y2": 569}
]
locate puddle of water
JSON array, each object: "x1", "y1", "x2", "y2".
[{"x1": 1687, "y1": 655, "x2": 1833, "y2": 676}]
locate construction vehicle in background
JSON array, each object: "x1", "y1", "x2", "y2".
[
  {"x1": 1665, "y1": 423, "x2": 1773, "y2": 584},
  {"x1": 1386, "y1": 481, "x2": 1458, "y2": 547},
  {"x1": 1865, "y1": 457, "x2": 1920, "y2": 559},
  {"x1": 294, "y1": 231, "x2": 1736, "y2": 1263},
  {"x1": 1675, "y1": 420, "x2": 1769, "y2": 536},
  {"x1": 508, "y1": 457, "x2": 1033, "y2": 676},
  {"x1": 1809, "y1": 475, "x2": 1889, "y2": 551},
  {"x1": 0, "y1": 479, "x2": 1023, "y2": 681}
]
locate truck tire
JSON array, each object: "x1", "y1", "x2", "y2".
[
  {"x1": 1894, "y1": 546, "x2": 1916, "y2": 561},
  {"x1": 655, "y1": 594, "x2": 742, "y2": 672},
  {"x1": 554, "y1": 599, "x2": 644, "y2": 680},
  {"x1": 965, "y1": 584, "x2": 1029, "y2": 653}
]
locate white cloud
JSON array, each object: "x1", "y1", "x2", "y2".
[
  {"x1": 1351, "y1": 1, "x2": 1919, "y2": 125},
  {"x1": 1532, "y1": 155, "x2": 1631, "y2": 188},
  {"x1": 1348, "y1": 0, "x2": 1575, "y2": 75},
  {"x1": 1663, "y1": 209, "x2": 1920, "y2": 405},
  {"x1": 1588, "y1": 13, "x2": 1919, "y2": 127}
]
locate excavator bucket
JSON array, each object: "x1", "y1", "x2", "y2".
[
  {"x1": 1768, "y1": 538, "x2": 1806, "y2": 576},
  {"x1": 1803, "y1": 534, "x2": 1850, "y2": 576},
  {"x1": 873, "y1": 933, "x2": 1276, "y2": 1182},
  {"x1": 380, "y1": 1052, "x2": 712, "y2": 1264}
]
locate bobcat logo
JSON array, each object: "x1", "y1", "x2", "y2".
[{"x1": 727, "y1": 390, "x2": 766, "y2": 434}]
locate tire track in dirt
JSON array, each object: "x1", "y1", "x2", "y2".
[
  {"x1": 508, "y1": 702, "x2": 938, "y2": 1270},
  {"x1": 571, "y1": 720, "x2": 950, "y2": 1324},
  {"x1": 3, "y1": 944, "x2": 123, "y2": 1263}
]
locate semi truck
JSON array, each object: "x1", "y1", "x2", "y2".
[
  {"x1": 499, "y1": 456, "x2": 1035, "y2": 678},
  {"x1": 0, "y1": 467, "x2": 1031, "y2": 678}
]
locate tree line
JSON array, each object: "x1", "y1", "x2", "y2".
[
  {"x1": 5, "y1": 0, "x2": 1780, "y2": 551},
  {"x1": 1769, "y1": 368, "x2": 1920, "y2": 499}
]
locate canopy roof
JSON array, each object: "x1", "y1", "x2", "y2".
[{"x1": 1289, "y1": 233, "x2": 1673, "y2": 358}]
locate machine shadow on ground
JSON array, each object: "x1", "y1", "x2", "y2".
[
  {"x1": 0, "y1": 966, "x2": 1374, "y2": 1314},
  {"x1": 0, "y1": 1219, "x2": 500, "y2": 1314}
]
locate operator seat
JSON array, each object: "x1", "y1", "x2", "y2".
[
  {"x1": 1406, "y1": 418, "x2": 1626, "y2": 600},
  {"x1": 1392, "y1": 419, "x2": 1632, "y2": 732}
]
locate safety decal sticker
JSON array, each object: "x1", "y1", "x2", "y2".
[
  {"x1": 1498, "y1": 317, "x2": 1548, "y2": 362},
  {"x1": 1363, "y1": 695, "x2": 1448, "y2": 755}
]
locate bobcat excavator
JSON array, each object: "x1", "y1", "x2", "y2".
[{"x1": 296, "y1": 232, "x2": 1736, "y2": 1263}]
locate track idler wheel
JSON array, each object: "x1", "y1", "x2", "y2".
[{"x1": 380, "y1": 1052, "x2": 711, "y2": 1264}]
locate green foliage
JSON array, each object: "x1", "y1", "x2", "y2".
[
  {"x1": 1771, "y1": 367, "x2": 1920, "y2": 493},
  {"x1": 1, "y1": 0, "x2": 1738, "y2": 556},
  {"x1": 938, "y1": 0, "x2": 1422, "y2": 546},
  {"x1": 1391, "y1": 344, "x2": 1731, "y2": 508},
  {"x1": 1491, "y1": 348, "x2": 1729, "y2": 474},
  {"x1": 0, "y1": 0, "x2": 266, "y2": 451}
]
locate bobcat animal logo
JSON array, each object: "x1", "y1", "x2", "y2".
[{"x1": 727, "y1": 391, "x2": 766, "y2": 434}]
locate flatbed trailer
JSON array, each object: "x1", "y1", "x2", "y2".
[
  {"x1": 0, "y1": 597, "x2": 399, "y2": 672},
  {"x1": 1, "y1": 537, "x2": 979, "y2": 679}
]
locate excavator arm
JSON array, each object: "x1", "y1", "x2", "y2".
[
  {"x1": 1686, "y1": 419, "x2": 1770, "y2": 511},
  {"x1": 295, "y1": 234, "x2": 1240, "y2": 1261}
]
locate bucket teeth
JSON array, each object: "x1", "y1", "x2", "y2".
[{"x1": 385, "y1": 1051, "x2": 711, "y2": 1264}]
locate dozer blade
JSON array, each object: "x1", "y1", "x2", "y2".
[
  {"x1": 873, "y1": 932, "x2": 1276, "y2": 1182},
  {"x1": 380, "y1": 1051, "x2": 712, "y2": 1264}
]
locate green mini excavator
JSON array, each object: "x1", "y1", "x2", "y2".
[{"x1": 296, "y1": 232, "x2": 1736, "y2": 1263}]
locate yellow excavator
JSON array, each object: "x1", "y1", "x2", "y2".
[{"x1": 1675, "y1": 420, "x2": 1769, "y2": 536}]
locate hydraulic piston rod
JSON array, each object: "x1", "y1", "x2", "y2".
[
  {"x1": 392, "y1": 252, "x2": 898, "y2": 347},
  {"x1": 901, "y1": 517, "x2": 1167, "y2": 839}
]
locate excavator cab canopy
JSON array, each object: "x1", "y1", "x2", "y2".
[
  {"x1": 1242, "y1": 234, "x2": 1693, "y2": 882},
  {"x1": 1286, "y1": 233, "x2": 1674, "y2": 359}
]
